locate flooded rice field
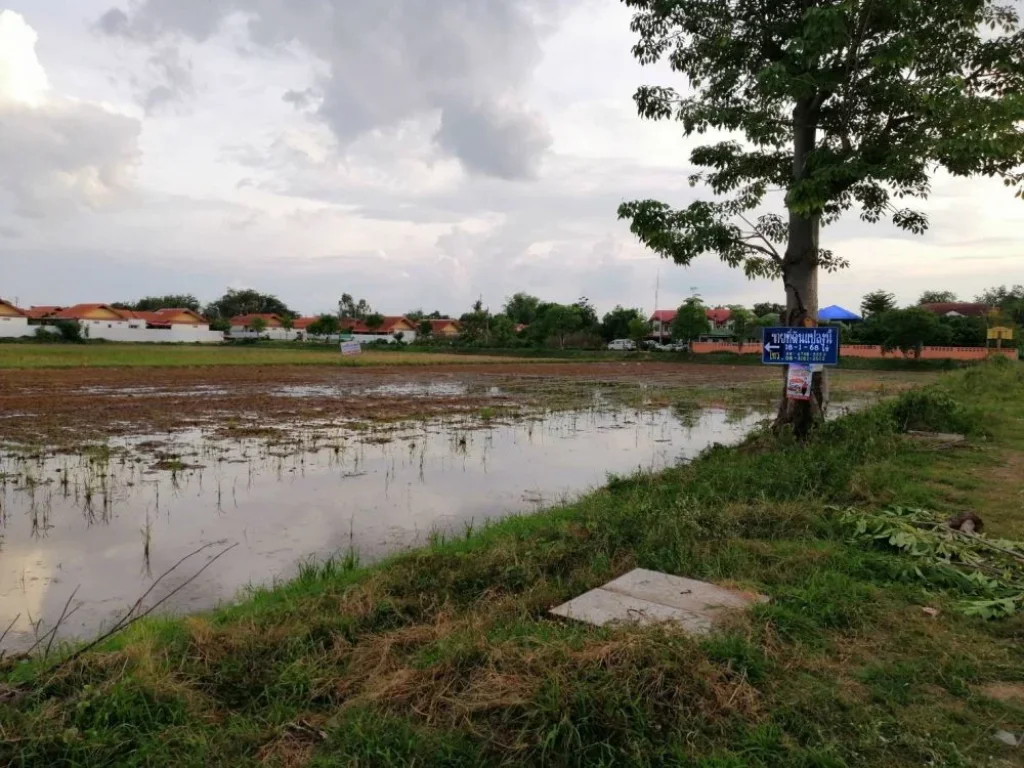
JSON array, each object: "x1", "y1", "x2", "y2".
[{"x1": 0, "y1": 363, "x2": 912, "y2": 652}]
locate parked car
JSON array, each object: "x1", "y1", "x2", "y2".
[
  {"x1": 607, "y1": 339, "x2": 636, "y2": 351},
  {"x1": 649, "y1": 341, "x2": 687, "y2": 352}
]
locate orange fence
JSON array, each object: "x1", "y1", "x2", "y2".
[{"x1": 690, "y1": 342, "x2": 1018, "y2": 361}]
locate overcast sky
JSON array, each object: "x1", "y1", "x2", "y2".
[{"x1": 1, "y1": 2, "x2": 1020, "y2": 317}]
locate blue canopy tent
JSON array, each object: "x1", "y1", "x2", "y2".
[{"x1": 817, "y1": 305, "x2": 862, "y2": 323}]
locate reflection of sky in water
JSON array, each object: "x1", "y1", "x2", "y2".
[
  {"x1": 0, "y1": 407, "x2": 766, "y2": 652},
  {"x1": 275, "y1": 381, "x2": 473, "y2": 398}
]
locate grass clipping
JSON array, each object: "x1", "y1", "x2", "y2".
[{"x1": 843, "y1": 505, "x2": 1024, "y2": 618}]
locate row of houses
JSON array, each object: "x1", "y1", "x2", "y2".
[
  {"x1": 0, "y1": 301, "x2": 224, "y2": 342},
  {"x1": 228, "y1": 314, "x2": 462, "y2": 343},
  {"x1": 0, "y1": 299, "x2": 464, "y2": 344}
]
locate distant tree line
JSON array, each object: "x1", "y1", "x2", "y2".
[{"x1": 107, "y1": 283, "x2": 1022, "y2": 353}]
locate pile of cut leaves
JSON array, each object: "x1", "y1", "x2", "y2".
[{"x1": 842, "y1": 505, "x2": 1024, "y2": 618}]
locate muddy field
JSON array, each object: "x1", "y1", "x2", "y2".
[
  {"x1": 0, "y1": 362, "x2": 924, "y2": 448},
  {"x1": 0, "y1": 361, "x2": 934, "y2": 652}
]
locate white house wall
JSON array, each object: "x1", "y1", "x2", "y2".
[
  {"x1": 0, "y1": 316, "x2": 30, "y2": 338},
  {"x1": 66, "y1": 319, "x2": 224, "y2": 343}
]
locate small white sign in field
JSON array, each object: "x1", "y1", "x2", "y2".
[{"x1": 340, "y1": 340, "x2": 361, "y2": 356}]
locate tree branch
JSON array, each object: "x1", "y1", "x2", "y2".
[{"x1": 737, "y1": 213, "x2": 784, "y2": 264}]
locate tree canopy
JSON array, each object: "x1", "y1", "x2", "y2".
[
  {"x1": 753, "y1": 302, "x2": 785, "y2": 318},
  {"x1": 618, "y1": 0, "x2": 1024, "y2": 332},
  {"x1": 307, "y1": 314, "x2": 340, "y2": 338},
  {"x1": 918, "y1": 290, "x2": 958, "y2": 305},
  {"x1": 671, "y1": 298, "x2": 711, "y2": 342},
  {"x1": 976, "y1": 284, "x2": 1024, "y2": 325},
  {"x1": 860, "y1": 290, "x2": 897, "y2": 317},
  {"x1": 338, "y1": 294, "x2": 372, "y2": 320},
  {"x1": 114, "y1": 295, "x2": 201, "y2": 313},
  {"x1": 503, "y1": 293, "x2": 542, "y2": 325},
  {"x1": 204, "y1": 289, "x2": 295, "y2": 320},
  {"x1": 601, "y1": 306, "x2": 645, "y2": 342},
  {"x1": 881, "y1": 308, "x2": 952, "y2": 358}
]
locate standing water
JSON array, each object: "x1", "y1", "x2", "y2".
[{"x1": 0, "y1": 406, "x2": 765, "y2": 651}]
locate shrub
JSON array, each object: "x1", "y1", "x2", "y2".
[{"x1": 887, "y1": 388, "x2": 976, "y2": 435}]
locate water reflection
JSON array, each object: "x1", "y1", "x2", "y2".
[{"x1": 0, "y1": 406, "x2": 766, "y2": 652}]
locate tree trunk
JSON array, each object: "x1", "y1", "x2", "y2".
[{"x1": 775, "y1": 104, "x2": 826, "y2": 437}]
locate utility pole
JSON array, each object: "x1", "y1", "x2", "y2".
[{"x1": 654, "y1": 270, "x2": 661, "y2": 343}]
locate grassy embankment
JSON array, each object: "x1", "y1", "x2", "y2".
[{"x1": 3, "y1": 361, "x2": 1024, "y2": 766}]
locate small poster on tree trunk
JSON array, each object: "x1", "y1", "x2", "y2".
[{"x1": 786, "y1": 363, "x2": 812, "y2": 401}]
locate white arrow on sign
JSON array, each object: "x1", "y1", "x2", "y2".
[{"x1": 764, "y1": 343, "x2": 780, "y2": 353}]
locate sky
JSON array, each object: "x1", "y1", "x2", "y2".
[{"x1": 1, "y1": 1, "x2": 1021, "y2": 318}]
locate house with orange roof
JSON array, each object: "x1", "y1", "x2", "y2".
[
  {"x1": 0, "y1": 298, "x2": 30, "y2": 338},
  {"x1": 25, "y1": 305, "x2": 64, "y2": 320},
  {"x1": 339, "y1": 315, "x2": 418, "y2": 344},
  {"x1": 427, "y1": 318, "x2": 461, "y2": 338},
  {"x1": 32, "y1": 302, "x2": 223, "y2": 343},
  {"x1": 228, "y1": 313, "x2": 300, "y2": 340}
]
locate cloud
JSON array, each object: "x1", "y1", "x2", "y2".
[
  {"x1": 0, "y1": 11, "x2": 140, "y2": 219},
  {"x1": 98, "y1": 0, "x2": 569, "y2": 178},
  {"x1": 139, "y1": 46, "x2": 195, "y2": 113}
]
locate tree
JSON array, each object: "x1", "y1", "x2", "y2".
[
  {"x1": 406, "y1": 309, "x2": 425, "y2": 322},
  {"x1": 976, "y1": 284, "x2": 1024, "y2": 306},
  {"x1": 600, "y1": 306, "x2": 645, "y2": 342},
  {"x1": 364, "y1": 313, "x2": 385, "y2": 332},
  {"x1": 728, "y1": 306, "x2": 755, "y2": 345},
  {"x1": 976, "y1": 285, "x2": 1024, "y2": 325},
  {"x1": 618, "y1": 0, "x2": 1024, "y2": 435},
  {"x1": 942, "y1": 315, "x2": 987, "y2": 346},
  {"x1": 752, "y1": 312, "x2": 781, "y2": 332},
  {"x1": 490, "y1": 315, "x2": 517, "y2": 346},
  {"x1": 249, "y1": 317, "x2": 268, "y2": 336},
  {"x1": 115, "y1": 295, "x2": 202, "y2": 313},
  {"x1": 861, "y1": 290, "x2": 897, "y2": 318},
  {"x1": 280, "y1": 315, "x2": 294, "y2": 334},
  {"x1": 503, "y1": 293, "x2": 541, "y2": 325},
  {"x1": 573, "y1": 297, "x2": 600, "y2": 329},
  {"x1": 882, "y1": 308, "x2": 951, "y2": 358},
  {"x1": 539, "y1": 304, "x2": 582, "y2": 349},
  {"x1": 460, "y1": 300, "x2": 492, "y2": 344},
  {"x1": 918, "y1": 290, "x2": 958, "y2": 305},
  {"x1": 627, "y1": 317, "x2": 650, "y2": 348},
  {"x1": 338, "y1": 294, "x2": 372, "y2": 320},
  {"x1": 205, "y1": 289, "x2": 294, "y2": 320},
  {"x1": 671, "y1": 298, "x2": 711, "y2": 342},
  {"x1": 753, "y1": 302, "x2": 785, "y2": 318},
  {"x1": 307, "y1": 314, "x2": 339, "y2": 340},
  {"x1": 417, "y1": 319, "x2": 433, "y2": 338}
]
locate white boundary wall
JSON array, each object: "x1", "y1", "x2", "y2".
[
  {"x1": 53, "y1": 319, "x2": 225, "y2": 343},
  {"x1": 0, "y1": 316, "x2": 30, "y2": 338}
]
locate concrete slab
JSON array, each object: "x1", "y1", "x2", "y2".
[
  {"x1": 549, "y1": 588, "x2": 714, "y2": 634},
  {"x1": 550, "y1": 568, "x2": 766, "y2": 635}
]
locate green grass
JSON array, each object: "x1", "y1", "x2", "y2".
[
  {"x1": 3, "y1": 360, "x2": 1024, "y2": 766},
  {"x1": 421, "y1": 345, "x2": 991, "y2": 371},
  {"x1": 0, "y1": 344, "x2": 546, "y2": 369}
]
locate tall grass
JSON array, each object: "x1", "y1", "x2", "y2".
[{"x1": 0, "y1": 344, "x2": 547, "y2": 369}]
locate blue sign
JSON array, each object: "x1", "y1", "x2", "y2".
[{"x1": 761, "y1": 327, "x2": 839, "y2": 366}]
